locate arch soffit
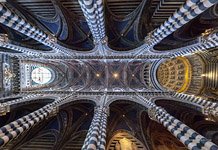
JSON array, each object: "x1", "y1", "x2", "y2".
[
  {"x1": 106, "y1": 96, "x2": 146, "y2": 108},
  {"x1": 59, "y1": 96, "x2": 97, "y2": 108},
  {"x1": 150, "y1": 97, "x2": 203, "y2": 111}
]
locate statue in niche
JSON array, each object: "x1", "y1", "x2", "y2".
[
  {"x1": 3, "y1": 64, "x2": 15, "y2": 88},
  {"x1": 115, "y1": 138, "x2": 138, "y2": 150},
  {"x1": 4, "y1": 68, "x2": 15, "y2": 81}
]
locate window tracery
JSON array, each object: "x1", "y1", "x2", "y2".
[{"x1": 31, "y1": 67, "x2": 52, "y2": 85}]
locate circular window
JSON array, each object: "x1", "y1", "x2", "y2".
[{"x1": 31, "y1": 67, "x2": 52, "y2": 84}]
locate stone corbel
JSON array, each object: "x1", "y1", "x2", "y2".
[
  {"x1": 147, "y1": 107, "x2": 158, "y2": 122},
  {"x1": 202, "y1": 106, "x2": 218, "y2": 122},
  {"x1": 101, "y1": 36, "x2": 108, "y2": 45},
  {"x1": 144, "y1": 30, "x2": 155, "y2": 44},
  {"x1": 48, "y1": 106, "x2": 59, "y2": 118},
  {"x1": 103, "y1": 106, "x2": 110, "y2": 116},
  {"x1": 0, "y1": 103, "x2": 10, "y2": 116},
  {"x1": 0, "y1": 34, "x2": 8, "y2": 45},
  {"x1": 200, "y1": 28, "x2": 218, "y2": 43},
  {"x1": 46, "y1": 33, "x2": 57, "y2": 44},
  {"x1": 94, "y1": 105, "x2": 102, "y2": 113},
  {"x1": 148, "y1": 106, "x2": 167, "y2": 122},
  {"x1": 94, "y1": 106, "x2": 110, "y2": 116}
]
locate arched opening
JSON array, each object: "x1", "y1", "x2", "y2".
[
  {"x1": 5, "y1": 100, "x2": 95, "y2": 150},
  {"x1": 107, "y1": 100, "x2": 150, "y2": 149},
  {"x1": 0, "y1": 98, "x2": 54, "y2": 127},
  {"x1": 152, "y1": 4, "x2": 218, "y2": 51},
  {"x1": 107, "y1": 130, "x2": 147, "y2": 150},
  {"x1": 148, "y1": 121, "x2": 186, "y2": 150},
  {"x1": 105, "y1": 0, "x2": 146, "y2": 51},
  {"x1": 155, "y1": 99, "x2": 218, "y2": 145}
]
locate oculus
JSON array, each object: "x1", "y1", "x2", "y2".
[{"x1": 31, "y1": 67, "x2": 52, "y2": 84}]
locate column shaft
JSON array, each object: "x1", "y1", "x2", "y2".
[
  {"x1": 173, "y1": 93, "x2": 218, "y2": 121},
  {"x1": 138, "y1": 95, "x2": 218, "y2": 150},
  {"x1": 148, "y1": 106, "x2": 218, "y2": 150},
  {"x1": 78, "y1": 0, "x2": 106, "y2": 43},
  {"x1": 173, "y1": 93, "x2": 218, "y2": 110},
  {"x1": 0, "y1": 103, "x2": 54, "y2": 147},
  {"x1": 0, "y1": 94, "x2": 73, "y2": 147},
  {"x1": 0, "y1": 4, "x2": 72, "y2": 55},
  {"x1": 172, "y1": 32, "x2": 218, "y2": 57},
  {"x1": 148, "y1": 0, "x2": 218, "y2": 46},
  {"x1": 82, "y1": 106, "x2": 108, "y2": 150}
]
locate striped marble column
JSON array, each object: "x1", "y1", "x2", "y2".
[
  {"x1": 0, "y1": 94, "x2": 44, "y2": 116},
  {"x1": 146, "y1": 0, "x2": 218, "y2": 46},
  {"x1": 78, "y1": 0, "x2": 106, "y2": 43},
  {"x1": 172, "y1": 92, "x2": 218, "y2": 121},
  {"x1": 0, "y1": 33, "x2": 73, "y2": 58},
  {"x1": 0, "y1": 94, "x2": 73, "y2": 147},
  {"x1": 0, "y1": 104, "x2": 55, "y2": 147},
  {"x1": 0, "y1": 4, "x2": 72, "y2": 55},
  {"x1": 172, "y1": 32, "x2": 218, "y2": 57},
  {"x1": 98, "y1": 107, "x2": 108, "y2": 150},
  {"x1": 148, "y1": 106, "x2": 218, "y2": 150},
  {"x1": 137, "y1": 95, "x2": 218, "y2": 149},
  {"x1": 0, "y1": 34, "x2": 41, "y2": 57},
  {"x1": 0, "y1": 94, "x2": 26, "y2": 101},
  {"x1": 82, "y1": 106, "x2": 108, "y2": 150},
  {"x1": 0, "y1": 40, "x2": 71, "y2": 59}
]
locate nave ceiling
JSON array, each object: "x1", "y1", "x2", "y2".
[{"x1": 18, "y1": 59, "x2": 149, "y2": 92}]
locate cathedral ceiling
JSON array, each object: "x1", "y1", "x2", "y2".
[
  {"x1": 0, "y1": 0, "x2": 218, "y2": 149},
  {"x1": 154, "y1": 4, "x2": 218, "y2": 51},
  {"x1": 20, "y1": 59, "x2": 148, "y2": 92},
  {"x1": 5, "y1": 0, "x2": 217, "y2": 52}
]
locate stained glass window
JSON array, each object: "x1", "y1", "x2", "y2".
[{"x1": 31, "y1": 67, "x2": 52, "y2": 84}]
